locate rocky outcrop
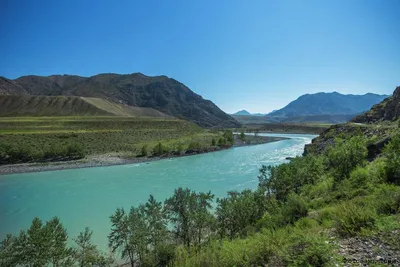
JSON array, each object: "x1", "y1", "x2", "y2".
[{"x1": 352, "y1": 86, "x2": 400, "y2": 123}]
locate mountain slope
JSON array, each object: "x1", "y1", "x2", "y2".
[
  {"x1": 0, "y1": 95, "x2": 170, "y2": 117},
  {"x1": 269, "y1": 92, "x2": 389, "y2": 118},
  {"x1": 0, "y1": 73, "x2": 240, "y2": 128},
  {"x1": 352, "y1": 86, "x2": 400, "y2": 123}
]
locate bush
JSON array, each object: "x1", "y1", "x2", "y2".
[
  {"x1": 281, "y1": 194, "x2": 308, "y2": 225},
  {"x1": 373, "y1": 184, "x2": 400, "y2": 215},
  {"x1": 152, "y1": 142, "x2": 167, "y2": 156},
  {"x1": 140, "y1": 145, "x2": 149, "y2": 157},
  {"x1": 263, "y1": 155, "x2": 325, "y2": 201},
  {"x1": 66, "y1": 144, "x2": 85, "y2": 159},
  {"x1": 384, "y1": 133, "x2": 400, "y2": 185},
  {"x1": 288, "y1": 229, "x2": 335, "y2": 267},
  {"x1": 211, "y1": 138, "x2": 216, "y2": 146},
  {"x1": 333, "y1": 201, "x2": 376, "y2": 236},
  {"x1": 326, "y1": 136, "x2": 367, "y2": 184},
  {"x1": 188, "y1": 141, "x2": 202, "y2": 151}
]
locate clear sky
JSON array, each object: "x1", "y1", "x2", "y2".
[{"x1": 1, "y1": 0, "x2": 399, "y2": 113}]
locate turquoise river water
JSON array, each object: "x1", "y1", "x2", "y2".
[{"x1": 0, "y1": 133, "x2": 316, "y2": 251}]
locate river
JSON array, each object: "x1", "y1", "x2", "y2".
[{"x1": 0, "y1": 133, "x2": 316, "y2": 251}]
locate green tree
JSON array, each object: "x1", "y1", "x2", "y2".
[
  {"x1": 74, "y1": 227, "x2": 112, "y2": 267},
  {"x1": 108, "y1": 207, "x2": 148, "y2": 267},
  {"x1": 239, "y1": 131, "x2": 246, "y2": 142},
  {"x1": 45, "y1": 217, "x2": 72, "y2": 266},
  {"x1": 141, "y1": 195, "x2": 168, "y2": 262},
  {"x1": 216, "y1": 190, "x2": 267, "y2": 239},
  {"x1": 192, "y1": 191, "x2": 215, "y2": 245},
  {"x1": 164, "y1": 188, "x2": 215, "y2": 247},
  {"x1": 164, "y1": 188, "x2": 194, "y2": 247},
  {"x1": 0, "y1": 234, "x2": 18, "y2": 266},
  {"x1": 211, "y1": 138, "x2": 216, "y2": 146}
]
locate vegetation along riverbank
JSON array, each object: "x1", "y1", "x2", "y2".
[{"x1": 0, "y1": 117, "x2": 286, "y2": 174}]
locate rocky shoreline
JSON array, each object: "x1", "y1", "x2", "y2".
[{"x1": 0, "y1": 135, "x2": 288, "y2": 175}]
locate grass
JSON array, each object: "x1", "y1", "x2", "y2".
[{"x1": 0, "y1": 116, "x2": 221, "y2": 163}]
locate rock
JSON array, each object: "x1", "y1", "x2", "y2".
[{"x1": 376, "y1": 256, "x2": 384, "y2": 261}]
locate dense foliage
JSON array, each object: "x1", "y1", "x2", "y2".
[{"x1": 2, "y1": 131, "x2": 400, "y2": 266}]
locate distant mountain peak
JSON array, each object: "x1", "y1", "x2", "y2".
[{"x1": 233, "y1": 110, "x2": 251, "y2": 115}]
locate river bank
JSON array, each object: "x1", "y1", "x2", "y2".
[{"x1": 0, "y1": 135, "x2": 288, "y2": 175}]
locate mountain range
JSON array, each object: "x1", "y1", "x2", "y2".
[
  {"x1": 233, "y1": 92, "x2": 389, "y2": 124},
  {"x1": 0, "y1": 74, "x2": 240, "y2": 128}
]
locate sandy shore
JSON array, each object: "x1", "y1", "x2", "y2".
[{"x1": 0, "y1": 136, "x2": 288, "y2": 175}]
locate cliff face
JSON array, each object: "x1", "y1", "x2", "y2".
[{"x1": 0, "y1": 73, "x2": 240, "y2": 128}]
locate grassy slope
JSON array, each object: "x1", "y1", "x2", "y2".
[
  {"x1": 0, "y1": 116, "x2": 218, "y2": 158},
  {"x1": 0, "y1": 95, "x2": 169, "y2": 118}
]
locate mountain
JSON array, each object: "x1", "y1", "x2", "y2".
[
  {"x1": 269, "y1": 92, "x2": 389, "y2": 118},
  {"x1": 0, "y1": 74, "x2": 240, "y2": 128},
  {"x1": 232, "y1": 110, "x2": 251, "y2": 116},
  {"x1": 232, "y1": 110, "x2": 266, "y2": 116},
  {"x1": 352, "y1": 86, "x2": 400, "y2": 123},
  {"x1": 304, "y1": 86, "x2": 399, "y2": 158},
  {"x1": 0, "y1": 95, "x2": 170, "y2": 117}
]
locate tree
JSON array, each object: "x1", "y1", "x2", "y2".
[
  {"x1": 142, "y1": 195, "x2": 167, "y2": 253},
  {"x1": 164, "y1": 188, "x2": 193, "y2": 247},
  {"x1": 192, "y1": 191, "x2": 215, "y2": 245},
  {"x1": 108, "y1": 207, "x2": 148, "y2": 267},
  {"x1": 164, "y1": 188, "x2": 215, "y2": 247},
  {"x1": 45, "y1": 217, "x2": 72, "y2": 266},
  {"x1": 0, "y1": 234, "x2": 18, "y2": 266},
  {"x1": 109, "y1": 208, "x2": 135, "y2": 266},
  {"x1": 216, "y1": 190, "x2": 267, "y2": 239},
  {"x1": 74, "y1": 227, "x2": 112, "y2": 267},
  {"x1": 239, "y1": 131, "x2": 246, "y2": 142}
]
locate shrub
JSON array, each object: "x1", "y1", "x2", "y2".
[
  {"x1": 140, "y1": 145, "x2": 149, "y2": 157},
  {"x1": 217, "y1": 137, "x2": 226, "y2": 146},
  {"x1": 288, "y1": 231, "x2": 335, "y2": 267},
  {"x1": 188, "y1": 142, "x2": 202, "y2": 151},
  {"x1": 333, "y1": 201, "x2": 376, "y2": 236},
  {"x1": 211, "y1": 138, "x2": 216, "y2": 146},
  {"x1": 66, "y1": 144, "x2": 85, "y2": 159},
  {"x1": 152, "y1": 142, "x2": 167, "y2": 156},
  {"x1": 373, "y1": 184, "x2": 400, "y2": 215},
  {"x1": 383, "y1": 133, "x2": 400, "y2": 185},
  {"x1": 281, "y1": 194, "x2": 308, "y2": 225},
  {"x1": 263, "y1": 155, "x2": 325, "y2": 201},
  {"x1": 326, "y1": 136, "x2": 367, "y2": 184}
]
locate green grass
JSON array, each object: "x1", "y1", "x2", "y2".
[{"x1": 0, "y1": 117, "x2": 221, "y2": 163}]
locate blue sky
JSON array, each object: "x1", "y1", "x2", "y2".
[{"x1": 1, "y1": 0, "x2": 399, "y2": 113}]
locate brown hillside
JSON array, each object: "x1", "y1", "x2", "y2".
[{"x1": 0, "y1": 95, "x2": 171, "y2": 117}]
